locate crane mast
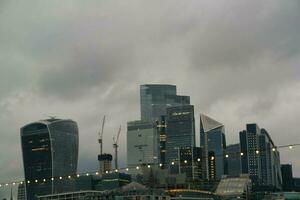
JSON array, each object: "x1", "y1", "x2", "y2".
[
  {"x1": 98, "y1": 116, "x2": 106, "y2": 155},
  {"x1": 113, "y1": 126, "x2": 121, "y2": 170}
]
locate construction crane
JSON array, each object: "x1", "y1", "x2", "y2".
[
  {"x1": 113, "y1": 125, "x2": 121, "y2": 170},
  {"x1": 98, "y1": 116, "x2": 106, "y2": 155}
]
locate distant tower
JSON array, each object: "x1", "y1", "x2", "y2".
[
  {"x1": 200, "y1": 114, "x2": 226, "y2": 180},
  {"x1": 20, "y1": 118, "x2": 79, "y2": 200},
  {"x1": 98, "y1": 154, "x2": 113, "y2": 174},
  {"x1": 97, "y1": 116, "x2": 113, "y2": 174}
]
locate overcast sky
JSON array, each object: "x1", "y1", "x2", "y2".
[{"x1": 1, "y1": 0, "x2": 300, "y2": 196}]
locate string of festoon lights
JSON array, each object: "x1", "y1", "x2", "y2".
[{"x1": 0, "y1": 143, "x2": 299, "y2": 189}]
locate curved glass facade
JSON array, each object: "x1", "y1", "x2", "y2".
[{"x1": 21, "y1": 119, "x2": 79, "y2": 200}]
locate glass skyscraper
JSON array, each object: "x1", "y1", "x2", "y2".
[
  {"x1": 140, "y1": 84, "x2": 190, "y2": 121},
  {"x1": 165, "y1": 105, "x2": 195, "y2": 166},
  {"x1": 200, "y1": 114, "x2": 226, "y2": 180},
  {"x1": 226, "y1": 144, "x2": 241, "y2": 177},
  {"x1": 239, "y1": 124, "x2": 282, "y2": 190},
  {"x1": 20, "y1": 118, "x2": 79, "y2": 200}
]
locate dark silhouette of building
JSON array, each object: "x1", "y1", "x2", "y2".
[
  {"x1": 179, "y1": 147, "x2": 205, "y2": 180},
  {"x1": 240, "y1": 124, "x2": 282, "y2": 190},
  {"x1": 20, "y1": 118, "x2": 79, "y2": 200},
  {"x1": 226, "y1": 144, "x2": 241, "y2": 177},
  {"x1": 281, "y1": 164, "x2": 294, "y2": 191}
]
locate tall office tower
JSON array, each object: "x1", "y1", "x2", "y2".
[
  {"x1": 259, "y1": 129, "x2": 282, "y2": 190},
  {"x1": 21, "y1": 118, "x2": 79, "y2": 200},
  {"x1": 200, "y1": 114, "x2": 226, "y2": 180},
  {"x1": 281, "y1": 164, "x2": 294, "y2": 191},
  {"x1": 157, "y1": 116, "x2": 167, "y2": 168},
  {"x1": 240, "y1": 124, "x2": 282, "y2": 190},
  {"x1": 165, "y1": 105, "x2": 195, "y2": 166},
  {"x1": 127, "y1": 120, "x2": 159, "y2": 168},
  {"x1": 179, "y1": 147, "x2": 205, "y2": 180},
  {"x1": 226, "y1": 144, "x2": 241, "y2": 177},
  {"x1": 240, "y1": 123, "x2": 261, "y2": 187},
  {"x1": 140, "y1": 84, "x2": 190, "y2": 121}
]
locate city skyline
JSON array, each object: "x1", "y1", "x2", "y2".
[{"x1": 1, "y1": 0, "x2": 300, "y2": 195}]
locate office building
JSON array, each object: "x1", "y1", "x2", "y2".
[
  {"x1": 127, "y1": 120, "x2": 159, "y2": 168},
  {"x1": 226, "y1": 144, "x2": 241, "y2": 177},
  {"x1": 179, "y1": 147, "x2": 205, "y2": 180},
  {"x1": 200, "y1": 114, "x2": 226, "y2": 180},
  {"x1": 21, "y1": 118, "x2": 79, "y2": 200},
  {"x1": 165, "y1": 105, "x2": 195, "y2": 166},
  {"x1": 239, "y1": 124, "x2": 282, "y2": 190},
  {"x1": 140, "y1": 84, "x2": 190, "y2": 121},
  {"x1": 281, "y1": 164, "x2": 294, "y2": 191},
  {"x1": 157, "y1": 116, "x2": 167, "y2": 168}
]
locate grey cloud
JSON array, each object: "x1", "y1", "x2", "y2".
[
  {"x1": 188, "y1": 1, "x2": 300, "y2": 69},
  {"x1": 1, "y1": 0, "x2": 300, "y2": 185}
]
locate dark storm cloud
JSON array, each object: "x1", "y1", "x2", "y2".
[{"x1": 1, "y1": 0, "x2": 300, "y2": 187}]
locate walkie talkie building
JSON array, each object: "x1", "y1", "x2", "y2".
[{"x1": 20, "y1": 118, "x2": 79, "y2": 200}]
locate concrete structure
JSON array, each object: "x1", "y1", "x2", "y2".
[
  {"x1": 127, "y1": 120, "x2": 159, "y2": 168},
  {"x1": 21, "y1": 118, "x2": 79, "y2": 200},
  {"x1": 200, "y1": 114, "x2": 226, "y2": 180},
  {"x1": 98, "y1": 154, "x2": 113, "y2": 175}
]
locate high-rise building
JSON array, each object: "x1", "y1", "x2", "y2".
[
  {"x1": 127, "y1": 120, "x2": 159, "y2": 168},
  {"x1": 165, "y1": 105, "x2": 195, "y2": 166},
  {"x1": 157, "y1": 116, "x2": 167, "y2": 168},
  {"x1": 226, "y1": 144, "x2": 241, "y2": 177},
  {"x1": 239, "y1": 124, "x2": 282, "y2": 190},
  {"x1": 179, "y1": 147, "x2": 205, "y2": 180},
  {"x1": 140, "y1": 84, "x2": 190, "y2": 121},
  {"x1": 281, "y1": 164, "x2": 294, "y2": 191},
  {"x1": 20, "y1": 118, "x2": 79, "y2": 200},
  {"x1": 200, "y1": 114, "x2": 226, "y2": 180}
]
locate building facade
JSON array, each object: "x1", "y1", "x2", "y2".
[
  {"x1": 226, "y1": 144, "x2": 241, "y2": 177},
  {"x1": 200, "y1": 114, "x2": 226, "y2": 180},
  {"x1": 157, "y1": 116, "x2": 167, "y2": 168},
  {"x1": 127, "y1": 120, "x2": 159, "y2": 168},
  {"x1": 179, "y1": 147, "x2": 205, "y2": 180},
  {"x1": 21, "y1": 118, "x2": 79, "y2": 200},
  {"x1": 140, "y1": 84, "x2": 190, "y2": 122},
  {"x1": 239, "y1": 124, "x2": 282, "y2": 190},
  {"x1": 281, "y1": 164, "x2": 294, "y2": 191},
  {"x1": 165, "y1": 105, "x2": 196, "y2": 166}
]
